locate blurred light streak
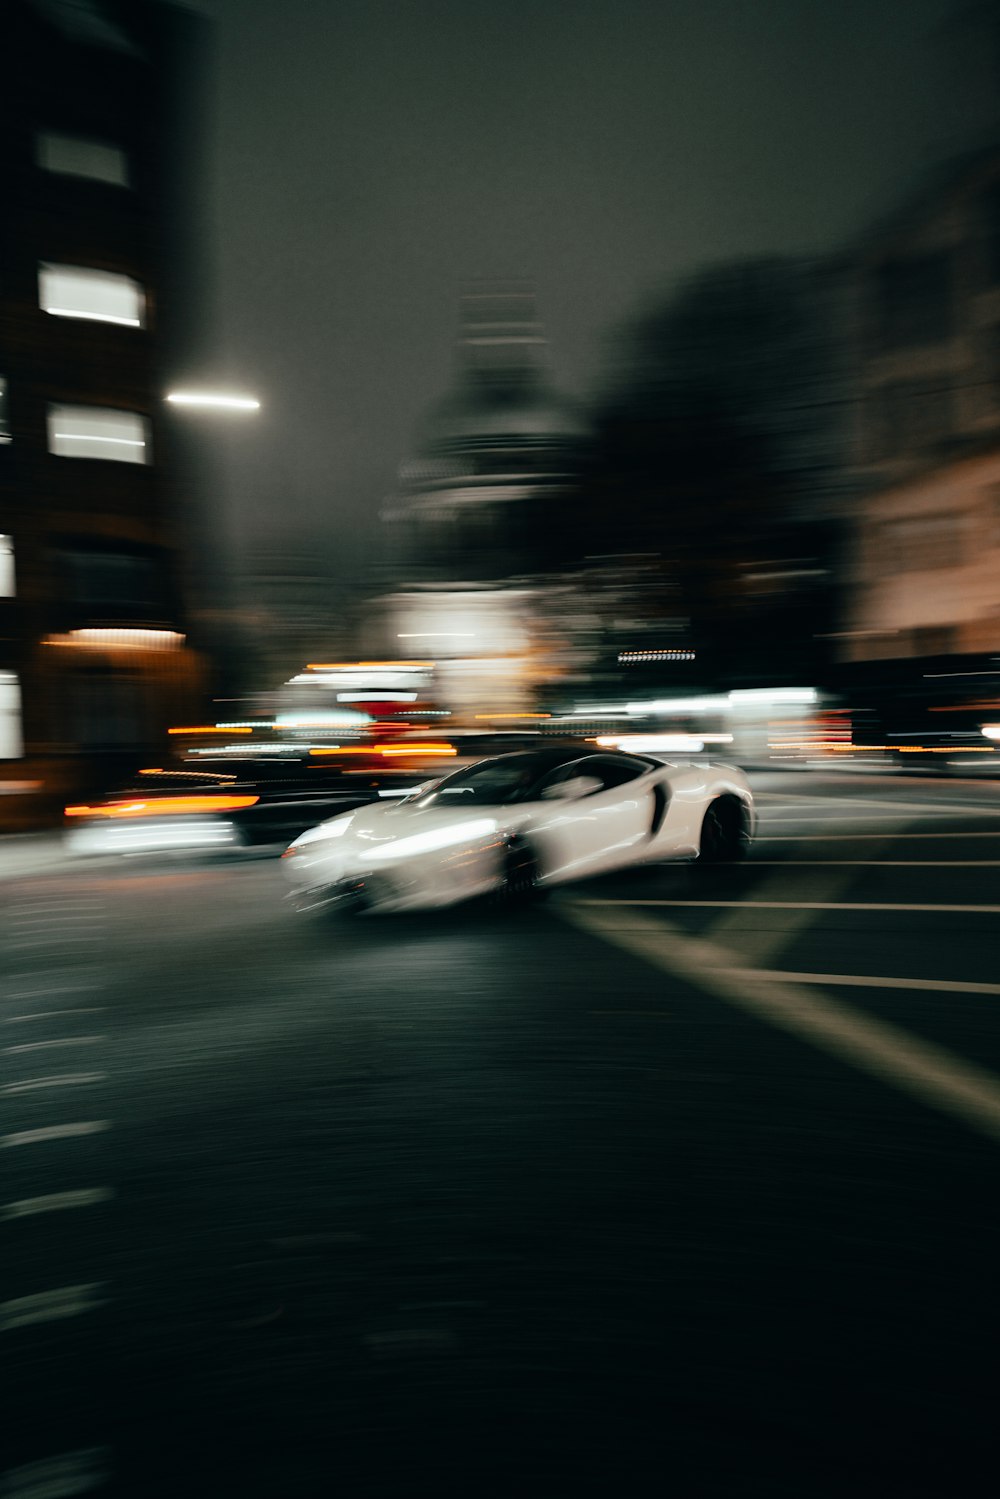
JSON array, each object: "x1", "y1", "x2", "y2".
[
  {"x1": 189, "y1": 743, "x2": 308, "y2": 755},
  {"x1": 596, "y1": 732, "x2": 734, "y2": 752},
  {"x1": 45, "y1": 629, "x2": 183, "y2": 650},
  {"x1": 139, "y1": 769, "x2": 237, "y2": 780},
  {"x1": 306, "y1": 661, "x2": 433, "y2": 670},
  {"x1": 730, "y1": 687, "x2": 818, "y2": 706},
  {"x1": 65, "y1": 795, "x2": 259, "y2": 818},
  {"x1": 619, "y1": 650, "x2": 696, "y2": 662},
  {"x1": 309, "y1": 743, "x2": 456, "y2": 758},
  {"x1": 379, "y1": 743, "x2": 456, "y2": 757},
  {"x1": 772, "y1": 743, "x2": 997, "y2": 754},
  {"x1": 46, "y1": 307, "x2": 140, "y2": 326},
  {"x1": 337, "y1": 692, "x2": 418, "y2": 702},
  {"x1": 166, "y1": 392, "x2": 259, "y2": 410},
  {"x1": 168, "y1": 725, "x2": 252, "y2": 735},
  {"x1": 51, "y1": 432, "x2": 145, "y2": 446},
  {"x1": 275, "y1": 712, "x2": 369, "y2": 728}
]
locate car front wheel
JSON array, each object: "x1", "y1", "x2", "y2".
[{"x1": 494, "y1": 839, "x2": 543, "y2": 908}]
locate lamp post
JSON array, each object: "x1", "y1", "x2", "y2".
[{"x1": 163, "y1": 387, "x2": 261, "y2": 704}]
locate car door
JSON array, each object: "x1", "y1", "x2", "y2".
[{"x1": 530, "y1": 754, "x2": 655, "y2": 882}]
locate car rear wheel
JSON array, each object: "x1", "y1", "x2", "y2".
[{"x1": 698, "y1": 797, "x2": 747, "y2": 863}]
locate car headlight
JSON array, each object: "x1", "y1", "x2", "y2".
[
  {"x1": 286, "y1": 814, "x2": 355, "y2": 852},
  {"x1": 369, "y1": 818, "x2": 497, "y2": 862}
]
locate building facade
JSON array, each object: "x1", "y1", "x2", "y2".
[
  {"x1": 1, "y1": 1, "x2": 205, "y2": 825},
  {"x1": 842, "y1": 149, "x2": 1000, "y2": 670}
]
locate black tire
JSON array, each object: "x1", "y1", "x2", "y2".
[
  {"x1": 698, "y1": 798, "x2": 748, "y2": 864},
  {"x1": 494, "y1": 840, "x2": 542, "y2": 908}
]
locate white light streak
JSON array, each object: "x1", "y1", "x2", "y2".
[
  {"x1": 626, "y1": 696, "x2": 728, "y2": 715},
  {"x1": 337, "y1": 692, "x2": 418, "y2": 702},
  {"x1": 166, "y1": 392, "x2": 260, "y2": 411},
  {"x1": 52, "y1": 433, "x2": 145, "y2": 446},
  {"x1": 44, "y1": 628, "x2": 184, "y2": 650},
  {"x1": 729, "y1": 687, "x2": 818, "y2": 707},
  {"x1": 45, "y1": 307, "x2": 141, "y2": 327}
]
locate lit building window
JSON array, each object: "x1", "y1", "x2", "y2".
[
  {"x1": 0, "y1": 671, "x2": 23, "y2": 759},
  {"x1": 36, "y1": 132, "x2": 129, "y2": 187},
  {"x1": 0, "y1": 377, "x2": 10, "y2": 443},
  {"x1": 47, "y1": 405, "x2": 150, "y2": 464},
  {"x1": 0, "y1": 536, "x2": 14, "y2": 597},
  {"x1": 39, "y1": 264, "x2": 144, "y2": 328}
]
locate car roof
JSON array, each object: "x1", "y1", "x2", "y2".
[{"x1": 470, "y1": 746, "x2": 651, "y2": 776}]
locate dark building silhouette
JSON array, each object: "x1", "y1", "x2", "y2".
[
  {"x1": 382, "y1": 286, "x2": 588, "y2": 587},
  {"x1": 1, "y1": 0, "x2": 206, "y2": 825}
]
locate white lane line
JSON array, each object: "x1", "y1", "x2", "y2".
[
  {"x1": 6, "y1": 899, "x2": 103, "y2": 911},
  {"x1": 0, "y1": 1283, "x2": 107, "y2": 1332},
  {"x1": 10, "y1": 915, "x2": 100, "y2": 925},
  {"x1": 709, "y1": 839, "x2": 899, "y2": 966},
  {"x1": 6, "y1": 940, "x2": 103, "y2": 951},
  {"x1": 1, "y1": 1121, "x2": 110, "y2": 1148},
  {"x1": 4, "y1": 1009, "x2": 106, "y2": 1023},
  {"x1": 0, "y1": 1447, "x2": 111, "y2": 1499},
  {"x1": 5, "y1": 1036, "x2": 105, "y2": 1054},
  {"x1": 578, "y1": 898, "x2": 1000, "y2": 913},
  {"x1": 2, "y1": 1187, "x2": 115, "y2": 1221},
  {"x1": 710, "y1": 827, "x2": 905, "y2": 965},
  {"x1": 561, "y1": 904, "x2": 1000, "y2": 1145},
  {"x1": 753, "y1": 790, "x2": 1000, "y2": 814},
  {"x1": 2, "y1": 1074, "x2": 106, "y2": 1096},
  {"x1": 3, "y1": 984, "x2": 99, "y2": 999},
  {"x1": 737, "y1": 969, "x2": 1000, "y2": 998},
  {"x1": 757, "y1": 811, "x2": 956, "y2": 821},
  {"x1": 756, "y1": 819, "x2": 963, "y2": 831},
  {"x1": 759, "y1": 832, "x2": 1000, "y2": 840}
]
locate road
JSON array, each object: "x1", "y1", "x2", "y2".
[{"x1": 3, "y1": 770, "x2": 1000, "y2": 1497}]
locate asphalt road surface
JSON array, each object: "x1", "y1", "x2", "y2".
[{"x1": 3, "y1": 770, "x2": 1000, "y2": 1497}]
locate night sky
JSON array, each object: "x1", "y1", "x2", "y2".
[{"x1": 192, "y1": 0, "x2": 959, "y2": 592}]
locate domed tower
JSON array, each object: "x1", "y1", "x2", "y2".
[
  {"x1": 389, "y1": 285, "x2": 588, "y2": 586},
  {"x1": 371, "y1": 288, "x2": 588, "y2": 713}
]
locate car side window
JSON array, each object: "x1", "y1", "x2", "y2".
[
  {"x1": 587, "y1": 755, "x2": 646, "y2": 789},
  {"x1": 536, "y1": 760, "x2": 590, "y2": 797}
]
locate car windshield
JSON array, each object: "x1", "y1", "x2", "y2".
[{"x1": 408, "y1": 757, "x2": 552, "y2": 808}]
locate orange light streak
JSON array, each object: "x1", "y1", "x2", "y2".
[
  {"x1": 168, "y1": 725, "x2": 253, "y2": 736},
  {"x1": 65, "y1": 795, "x2": 259, "y2": 819}
]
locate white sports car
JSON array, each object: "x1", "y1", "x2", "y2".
[{"x1": 281, "y1": 747, "x2": 754, "y2": 914}]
